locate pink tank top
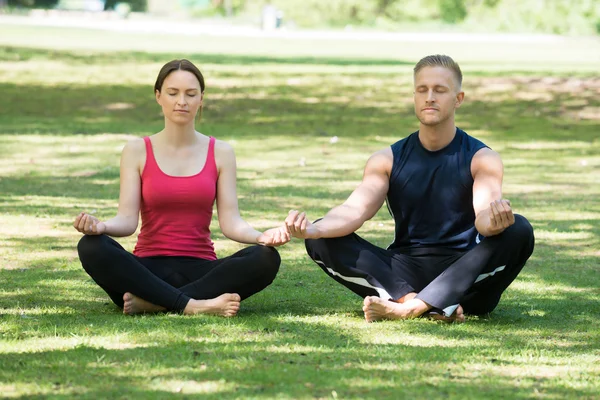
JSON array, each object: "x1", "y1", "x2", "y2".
[{"x1": 134, "y1": 136, "x2": 218, "y2": 260}]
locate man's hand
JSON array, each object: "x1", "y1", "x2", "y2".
[
  {"x1": 489, "y1": 199, "x2": 515, "y2": 233},
  {"x1": 285, "y1": 210, "x2": 319, "y2": 239},
  {"x1": 257, "y1": 226, "x2": 291, "y2": 247},
  {"x1": 73, "y1": 212, "x2": 106, "y2": 235}
]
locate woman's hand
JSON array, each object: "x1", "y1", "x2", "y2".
[
  {"x1": 73, "y1": 212, "x2": 106, "y2": 235},
  {"x1": 257, "y1": 226, "x2": 291, "y2": 247}
]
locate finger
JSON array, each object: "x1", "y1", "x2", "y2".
[
  {"x1": 489, "y1": 202, "x2": 499, "y2": 227},
  {"x1": 73, "y1": 213, "x2": 83, "y2": 228},
  {"x1": 294, "y1": 212, "x2": 305, "y2": 230},
  {"x1": 495, "y1": 200, "x2": 511, "y2": 227},
  {"x1": 501, "y1": 200, "x2": 515, "y2": 225},
  {"x1": 285, "y1": 210, "x2": 299, "y2": 226},
  {"x1": 78, "y1": 214, "x2": 89, "y2": 231},
  {"x1": 273, "y1": 230, "x2": 281, "y2": 244},
  {"x1": 300, "y1": 214, "x2": 307, "y2": 232},
  {"x1": 507, "y1": 210, "x2": 515, "y2": 226},
  {"x1": 87, "y1": 216, "x2": 95, "y2": 232}
]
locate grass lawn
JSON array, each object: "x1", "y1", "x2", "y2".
[{"x1": 0, "y1": 24, "x2": 599, "y2": 399}]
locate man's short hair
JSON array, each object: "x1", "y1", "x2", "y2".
[{"x1": 414, "y1": 55, "x2": 462, "y2": 89}]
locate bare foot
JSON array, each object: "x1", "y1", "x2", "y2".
[
  {"x1": 183, "y1": 293, "x2": 241, "y2": 317},
  {"x1": 123, "y1": 292, "x2": 166, "y2": 315},
  {"x1": 397, "y1": 292, "x2": 417, "y2": 303},
  {"x1": 425, "y1": 305, "x2": 465, "y2": 323},
  {"x1": 362, "y1": 296, "x2": 416, "y2": 322}
]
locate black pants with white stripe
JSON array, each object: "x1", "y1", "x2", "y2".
[{"x1": 305, "y1": 214, "x2": 534, "y2": 316}]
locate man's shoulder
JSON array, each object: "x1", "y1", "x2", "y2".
[
  {"x1": 457, "y1": 127, "x2": 489, "y2": 152},
  {"x1": 390, "y1": 130, "x2": 418, "y2": 151}
]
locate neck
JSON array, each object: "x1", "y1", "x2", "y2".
[
  {"x1": 160, "y1": 119, "x2": 198, "y2": 147},
  {"x1": 418, "y1": 119, "x2": 456, "y2": 151}
]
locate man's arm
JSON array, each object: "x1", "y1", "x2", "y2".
[
  {"x1": 471, "y1": 147, "x2": 515, "y2": 237},
  {"x1": 286, "y1": 148, "x2": 392, "y2": 239}
]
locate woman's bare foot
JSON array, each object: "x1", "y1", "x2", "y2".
[
  {"x1": 425, "y1": 305, "x2": 465, "y2": 323},
  {"x1": 183, "y1": 293, "x2": 241, "y2": 317},
  {"x1": 123, "y1": 292, "x2": 166, "y2": 315}
]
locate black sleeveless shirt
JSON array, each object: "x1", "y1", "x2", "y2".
[{"x1": 386, "y1": 128, "x2": 488, "y2": 252}]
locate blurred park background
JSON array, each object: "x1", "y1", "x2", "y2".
[
  {"x1": 2, "y1": 0, "x2": 600, "y2": 34},
  {"x1": 0, "y1": 0, "x2": 599, "y2": 399}
]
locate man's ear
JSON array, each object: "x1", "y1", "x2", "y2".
[{"x1": 455, "y1": 91, "x2": 465, "y2": 108}]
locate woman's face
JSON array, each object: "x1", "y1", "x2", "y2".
[{"x1": 155, "y1": 70, "x2": 203, "y2": 125}]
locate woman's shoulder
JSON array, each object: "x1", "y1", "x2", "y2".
[
  {"x1": 212, "y1": 137, "x2": 235, "y2": 156},
  {"x1": 120, "y1": 137, "x2": 147, "y2": 165},
  {"x1": 122, "y1": 136, "x2": 146, "y2": 152}
]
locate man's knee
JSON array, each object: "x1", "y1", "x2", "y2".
[
  {"x1": 304, "y1": 237, "x2": 322, "y2": 257},
  {"x1": 509, "y1": 214, "x2": 535, "y2": 254}
]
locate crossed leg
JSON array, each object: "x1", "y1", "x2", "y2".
[
  {"x1": 78, "y1": 235, "x2": 280, "y2": 317},
  {"x1": 305, "y1": 214, "x2": 534, "y2": 324},
  {"x1": 123, "y1": 292, "x2": 241, "y2": 317}
]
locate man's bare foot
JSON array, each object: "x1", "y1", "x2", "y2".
[
  {"x1": 183, "y1": 293, "x2": 241, "y2": 317},
  {"x1": 363, "y1": 296, "x2": 427, "y2": 322},
  {"x1": 397, "y1": 292, "x2": 417, "y2": 303},
  {"x1": 425, "y1": 305, "x2": 465, "y2": 323},
  {"x1": 123, "y1": 292, "x2": 166, "y2": 315}
]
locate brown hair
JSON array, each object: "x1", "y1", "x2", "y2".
[
  {"x1": 413, "y1": 54, "x2": 462, "y2": 89},
  {"x1": 154, "y1": 59, "x2": 205, "y2": 93}
]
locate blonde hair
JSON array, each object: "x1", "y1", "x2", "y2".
[{"x1": 414, "y1": 54, "x2": 462, "y2": 88}]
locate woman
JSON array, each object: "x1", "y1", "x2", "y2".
[{"x1": 74, "y1": 59, "x2": 289, "y2": 317}]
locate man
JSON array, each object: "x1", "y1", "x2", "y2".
[{"x1": 285, "y1": 54, "x2": 534, "y2": 323}]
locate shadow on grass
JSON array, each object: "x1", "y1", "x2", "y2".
[
  {"x1": 0, "y1": 321, "x2": 598, "y2": 399},
  {"x1": 0, "y1": 46, "x2": 598, "y2": 142}
]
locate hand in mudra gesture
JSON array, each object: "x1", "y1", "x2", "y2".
[
  {"x1": 489, "y1": 199, "x2": 515, "y2": 231},
  {"x1": 73, "y1": 212, "x2": 106, "y2": 235},
  {"x1": 257, "y1": 226, "x2": 290, "y2": 247},
  {"x1": 284, "y1": 210, "x2": 319, "y2": 239}
]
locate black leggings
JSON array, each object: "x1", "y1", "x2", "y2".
[
  {"x1": 305, "y1": 214, "x2": 535, "y2": 316},
  {"x1": 77, "y1": 235, "x2": 281, "y2": 312}
]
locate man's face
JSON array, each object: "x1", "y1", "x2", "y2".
[{"x1": 413, "y1": 66, "x2": 464, "y2": 127}]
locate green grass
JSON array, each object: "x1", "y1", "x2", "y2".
[{"x1": 1, "y1": 25, "x2": 599, "y2": 399}]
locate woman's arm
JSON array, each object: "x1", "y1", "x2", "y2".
[
  {"x1": 214, "y1": 140, "x2": 288, "y2": 246},
  {"x1": 73, "y1": 139, "x2": 143, "y2": 237}
]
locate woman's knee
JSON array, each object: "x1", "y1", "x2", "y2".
[
  {"x1": 251, "y1": 245, "x2": 281, "y2": 276},
  {"x1": 77, "y1": 235, "x2": 110, "y2": 263}
]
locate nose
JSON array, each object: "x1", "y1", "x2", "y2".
[
  {"x1": 426, "y1": 89, "x2": 435, "y2": 103},
  {"x1": 177, "y1": 94, "x2": 187, "y2": 106}
]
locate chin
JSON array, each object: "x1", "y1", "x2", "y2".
[
  {"x1": 419, "y1": 118, "x2": 440, "y2": 127},
  {"x1": 168, "y1": 115, "x2": 193, "y2": 123}
]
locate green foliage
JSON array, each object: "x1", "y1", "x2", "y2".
[
  {"x1": 7, "y1": 0, "x2": 58, "y2": 7},
  {"x1": 464, "y1": 0, "x2": 600, "y2": 35},
  {"x1": 104, "y1": 0, "x2": 146, "y2": 12},
  {"x1": 249, "y1": 0, "x2": 599, "y2": 34},
  {"x1": 439, "y1": 0, "x2": 468, "y2": 23},
  {"x1": 269, "y1": 0, "x2": 378, "y2": 28}
]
